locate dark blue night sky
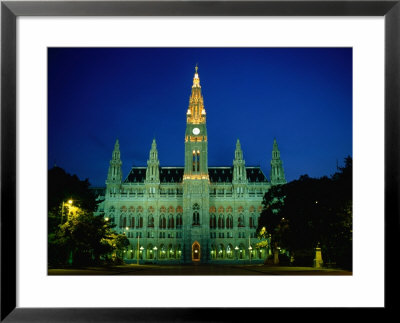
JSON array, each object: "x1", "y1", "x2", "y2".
[{"x1": 48, "y1": 48, "x2": 352, "y2": 187}]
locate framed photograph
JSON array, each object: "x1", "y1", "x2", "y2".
[{"x1": 1, "y1": 0, "x2": 398, "y2": 321}]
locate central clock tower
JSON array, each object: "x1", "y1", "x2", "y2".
[{"x1": 183, "y1": 66, "x2": 210, "y2": 263}]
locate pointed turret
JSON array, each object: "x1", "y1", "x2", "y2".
[
  {"x1": 233, "y1": 139, "x2": 247, "y2": 183},
  {"x1": 187, "y1": 65, "x2": 206, "y2": 124},
  {"x1": 146, "y1": 138, "x2": 160, "y2": 183},
  {"x1": 107, "y1": 139, "x2": 122, "y2": 183},
  {"x1": 270, "y1": 138, "x2": 286, "y2": 185},
  {"x1": 106, "y1": 139, "x2": 122, "y2": 197}
]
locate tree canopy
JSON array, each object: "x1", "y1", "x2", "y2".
[
  {"x1": 48, "y1": 166, "x2": 129, "y2": 266},
  {"x1": 257, "y1": 156, "x2": 352, "y2": 269}
]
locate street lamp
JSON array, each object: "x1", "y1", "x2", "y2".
[
  {"x1": 61, "y1": 199, "x2": 73, "y2": 224},
  {"x1": 140, "y1": 246, "x2": 144, "y2": 263},
  {"x1": 249, "y1": 246, "x2": 253, "y2": 263},
  {"x1": 235, "y1": 246, "x2": 239, "y2": 261},
  {"x1": 153, "y1": 246, "x2": 158, "y2": 262}
]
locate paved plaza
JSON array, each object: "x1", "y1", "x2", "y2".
[{"x1": 48, "y1": 264, "x2": 352, "y2": 275}]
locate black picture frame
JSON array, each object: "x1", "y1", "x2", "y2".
[{"x1": 1, "y1": 0, "x2": 398, "y2": 321}]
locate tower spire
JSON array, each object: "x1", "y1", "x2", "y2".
[
  {"x1": 233, "y1": 139, "x2": 247, "y2": 183},
  {"x1": 106, "y1": 139, "x2": 122, "y2": 196},
  {"x1": 270, "y1": 138, "x2": 286, "y2": 185},
  {"x1": 187, "y1": 65, "x2": 206, "y2": 124},
  {"x1": 146, "y1": 139, "x2": 160, "y2": 184}
]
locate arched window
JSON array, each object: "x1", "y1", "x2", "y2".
[
  {"x1": 176, "y1": 214, "x2": 183, "y2": 229},
  {"x1": 137, "y1": 216, "x2": 143, "y2": 228},
  {"x1": 192, "y1": 204, "x2": 200, "y2": 225},
  {"x1": 218, "y1": 214, "x2": 225, "y2": 229},
  {"x1": 168, "y1": 214, "x2": 175, "y2": 229},
  {"x1": 192, "y1": 150, "x2": 200, "y2": 172},
  {"x1": 168, "y1": 244, "x2": 174, "y2": 259},
  {"x1": 249, "y1": 213, "x2": 257, "y2": 228},
  {"x1": 148, "y1": 215, "x2": 154, "y2": 228},
  {"x1": 209, "y1": 213, "x2": 216, "y2": 229},
  {"x1": 239, "y1": 244, "x2": 246, "y2": 259},
  {"x1": 217, "y1": 244, "x2": 225, "y2": 259},
  {"x1": 226, "y1": 244, "x2": 234, "y2": 259},
  {"x1": 226, "y1": 215, "x2": 233, "y2": 229},
  {"x1": 160, "y1": 245, "x2": 167, "y2": 259},
  {"x1": 210, "y1": 244, "x2": 216, "y2": 259},
  {"x1": 147, "y1": 244, "x2": 153, "y2": 259},
  {"x1": 176, "y1": 244, "x2": 182, "y2": 259},
  {"x1": 238, "y1": 215, "x2": 244, "y2": 227},
  {"x1": 108, "y1": 206, "x2": 115, "y2": 223},
  {"x1": 159, "y1": 215, "x2": 166, "y2": 229}
]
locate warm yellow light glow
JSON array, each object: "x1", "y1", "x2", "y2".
[
  {"x1": 68, "y1": 200, "x2": 73, "y2": 204},
  {"x1": 183, "y1": 174, "x2": 210, "y2": 181},
  {"x1": 189, "y1": 136, "x2": 207, "y2": 142}
]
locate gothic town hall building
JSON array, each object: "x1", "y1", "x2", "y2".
[{"x1": 100, "y1": 67, "x2": 286, "y2": 264}]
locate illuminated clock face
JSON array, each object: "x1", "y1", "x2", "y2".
[{"x1": 192, "y1": 128, "x2": 200, "y2": 135}]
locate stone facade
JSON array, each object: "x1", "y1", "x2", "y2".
[{"x1": 97, "y1": 67, "x2": 286, "y2": 264}]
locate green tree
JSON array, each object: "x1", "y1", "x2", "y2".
[
  {"x1": 48, "y1": 166, "x2": 129, "y2": 266},
  {"x1": 55, "y1": 210, "x2": 129, "y2": 265},
  {"x1": 257, "y1": 157, "x2": 352, "y2": 269}
]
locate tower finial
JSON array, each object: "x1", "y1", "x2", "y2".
[{"x1": 195, "y1": 64, "x2": 198, "y2": 73}]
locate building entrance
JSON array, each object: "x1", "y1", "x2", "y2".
[{"x1": 192, "y1": 241, "x2": 201, "y2": 262}]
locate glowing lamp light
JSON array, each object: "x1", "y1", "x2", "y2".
[
  {"x1": 195, "y1": 250, "x2": 198, "y2": 253},
  {"x1": 235, "y1": 246, "x2": 239, "y2": 250},
  {"x1": 68, "y1": 200, "x2": 73, "y2": 204},
  {"x1": 105, "y1": 217, "x2": 109, "y2": 221}
]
